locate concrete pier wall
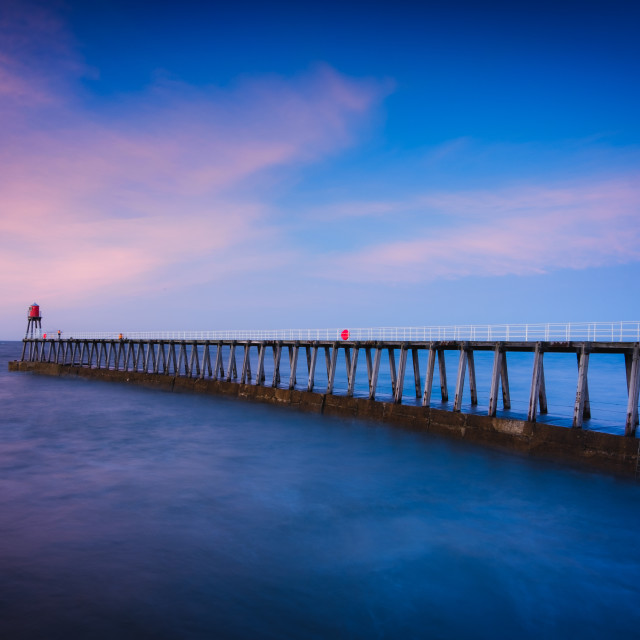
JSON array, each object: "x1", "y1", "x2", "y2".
[{"x1": 9, "y1": 360, "x2": 639, "y2": 478}]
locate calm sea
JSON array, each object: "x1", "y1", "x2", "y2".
[{"x1": 2, "y1": 340, "x2": 640, "y2": 639}]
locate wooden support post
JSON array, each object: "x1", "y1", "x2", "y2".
[
  {"x1": 625, "y1": 345, "x2": 640, "y2": 436},
  {"x1": 192, "y1": 342, "x2": 201, "y2": 377},
  {"x1": 437, "y1": 348, "x2": 448, "y2": 402},
  {"x1": 289, "y1": 343, "x2": 299, "y2": 390},
  {"x1": 305, "y1": 346, "x2": 311, "y2": 375},
  {"x1": 106, "y1": 342, "x2": 114, "y2": 370},
  {"x1": 528, "y1": 343, "x2": 544, "y2": 422},
  {"x1": 155, "y1": 342, "x2": 164, "y2": 374},
  {"x1": 131, "y1": 342, "x2": 139, "y2": 371},
  {"x1": 139, "y1": 342, "x2": 146, "y2": 371},
  {"x1": 625, "y1": 352, "x2": 639, "y2": 425},
  {"x1": 213, "y1": 343, "x2": 223, "y2": 380},
  {"x1": 422, "y1": 346, "x2": 436, "y2": 407},
  {"x1": 137, "y1": 343, "x2": 146, "y2": 372},
  {"x1": 114, "y1": 341, "x2": 122, "y2": 370},
  {"x1": 130, "y1": 342, "x2": 138, "y2": 371},
  {"x1": 412, "y1": 348, "x2": 422, "y2": 398},
  {"x1": 245, "y1": 343, "x2": 252, "y2": 383},
  {"x1": 177, "y1": 342, "x2": 188, "y2": 376},
  {"x1": 453, "y1": 347, "x2": 468, "y2": 412},
  {"x1": 365, "y1": 348, "x2": 373, "y2": 390},
  {"x1": 370, "y1": 347, "x2": 381, "y2": 400},
  {"x1": 467, "y1": 349, "x2": 477, "y2": 406},
  {"x1": 241, "y1": 343, "x2": 251, "y2": 384},
  {"x1": 256, "y1": 343, "x2": 266, "y2": 386},
  {"x1": 201, "y1": 342, "x2": 211, "y2": 379},
  {"x1": 226, "y1": 343, "x2": 237, "y2": 382},
  {"x1": 538, "y1": 360, "x2": 548, "y2": 414},
  {"x1": 501, "y1": 352, "x2": 511, "y2": 410},
  {"x1": 272, "y1": 342, "x2": 282, "y2": 387},
  {"x1": 347, "y1": 346, "x2": 359, "y2": 397},
  {"x1": 488, "y1": 345, "x2": 502, "y2": 416},
  {"x1": 139, "y1": 342, "x2": 148, "y2": 372},
  {"x1": 327, "y1": 343, "x2": 339, "y2": 395},
  {"x1": 394, "y1": 344, "x2": 408, "y2": 404},
  {"x1": 576, "y1": 352, "x2": 591, "y2": 420},
  {"x1": 145, "y1": 342, "x2": 153, "y2": 373},
  {"x1": 324, "y1": 347, "x2": 332, "y2": 380},
  {"x1": 288, "y1": 345, "x2": 297, "y2": 385},
  {"x1": 20, "y1": 340, "x2": 27, "y2": 362},
  {"x1": 168, "y1": 342, "x2": 178, "y2": 375},
  {"x1": 80, "y1": 341, "x2": 88, "y2": 367},
  {"x1": 124, "y1": 340, "x2": 136, "y2": 371},
  {"x1": 573, "y1": 346, "x2": 590, "y2": 428},
  {"x1": 307, "y1": 344, "x2": 318, "y2": 392},
  {"x1": 344, "y1": 347, "x2": 352, "y2": 381},
  {"x1": 388, "y1": 348, "x2": 397, "y2": 394}
]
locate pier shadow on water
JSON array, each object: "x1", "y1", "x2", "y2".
[{"x1": 1, "y1": 342, "x2": 640, "y2": 639}]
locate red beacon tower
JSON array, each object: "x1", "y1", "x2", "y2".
[{"x1": 26, "y1": 303, "x2": 42, "y2": 339}]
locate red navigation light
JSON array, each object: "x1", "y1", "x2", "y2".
[
  {"x1": 29, "y1": 303, "x2": 40, "y2": 318},
  {"x1": 341, "y1": 329, "x2": 350, "y2": 341}
]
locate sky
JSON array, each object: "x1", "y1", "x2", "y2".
[{"x1": 1, "y1": 0, "x2": 639, "y2": 338}]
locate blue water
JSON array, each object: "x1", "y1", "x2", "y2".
[{"x1": 2, "y1": 341, "x2": 640, "y2": 638}]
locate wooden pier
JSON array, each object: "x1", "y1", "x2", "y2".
[{"x1": 18, "y1": 337, "x2": 640, "y2": 437}]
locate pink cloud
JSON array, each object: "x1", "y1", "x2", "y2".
[
  {"x1": 0, "y1": 3, "x2": 386, "y2": 308},
  {"x1": 316, "y1": 177, "x2": 640, "y2": 282}
]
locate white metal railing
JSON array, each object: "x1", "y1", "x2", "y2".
[{"x1": 35, "y1": 321, "x2": 640, "y2": 342}]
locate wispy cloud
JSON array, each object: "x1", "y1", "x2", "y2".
[
  {"x1": 0, "y1": 2, "x2": 387, "y2": 307},
  {"x1": 314, "y1": 177, "x2": 640, "y2": 282}
]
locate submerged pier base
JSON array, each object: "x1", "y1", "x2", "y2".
[{"x1": 9, "y1": 360, "x2": 639, "y2": 478}]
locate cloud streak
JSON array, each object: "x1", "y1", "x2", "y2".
[
  {"x1": 316, "y1": 177, "x2": 640, "y2": 282},
  {"x1": 0, "y1": 2, "x2": 386, "y2": 307}
]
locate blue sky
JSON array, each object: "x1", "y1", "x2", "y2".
[{"x1": 1, "y1": 0, "x2": 639, "y2": 337}]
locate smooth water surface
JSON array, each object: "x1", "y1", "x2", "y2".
[{"x1": 1, "y1": 342, "x2": 640, "y2": 638}]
